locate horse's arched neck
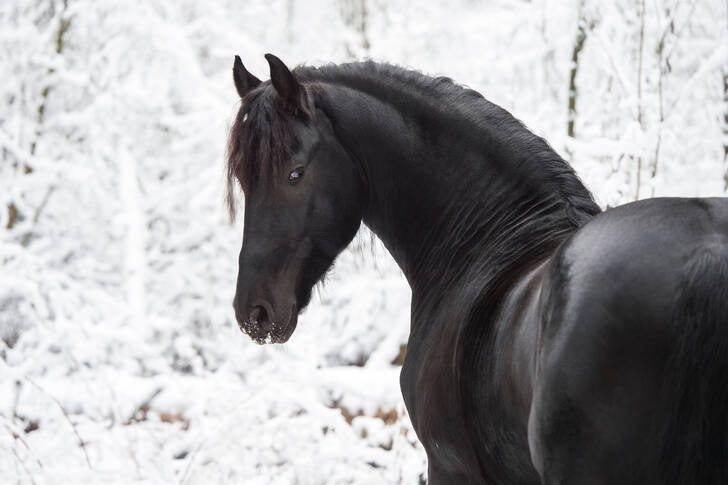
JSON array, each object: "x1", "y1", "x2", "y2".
[{"x1": 315, "y1": 82, "x2": 597, "y2": 298}]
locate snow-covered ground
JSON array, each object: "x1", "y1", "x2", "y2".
[{"x1": 1, "y1": 0, "x2": 726, "y2": 483}]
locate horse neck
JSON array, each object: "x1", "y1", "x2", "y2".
[{"x1": 315, "y1": 83, "x2": 598, "y2": 301}]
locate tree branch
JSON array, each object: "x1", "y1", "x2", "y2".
[{"x1": 25, "y1": 377, "x2": 92, "y2": 469}]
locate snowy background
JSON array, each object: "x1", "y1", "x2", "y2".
[{"x1": 1, "y1": 0, "x2": 726, "y2": 483}]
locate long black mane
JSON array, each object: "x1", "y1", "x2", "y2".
[{"x1": 227, "y1": 61, "x2": 600, "y2": 231}]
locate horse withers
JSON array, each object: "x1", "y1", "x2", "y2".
[{"x1": 226, "y1": 54, "x2": 728, "y2": 484}]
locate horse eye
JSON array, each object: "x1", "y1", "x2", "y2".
[{"x1": 288, "y1": 166, "x2": 305, "y2": 183}]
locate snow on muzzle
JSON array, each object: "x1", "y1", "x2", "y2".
[{"x1": 238, "y1": 301, "x2": 298, "y2": 344}]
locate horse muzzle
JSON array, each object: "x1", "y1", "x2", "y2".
[{"x1": 234, "y1": 299, "x2": 298, "y2": 344}]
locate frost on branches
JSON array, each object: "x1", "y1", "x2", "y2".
[{"x1": 1, "y1": 0, "x2": 725, "y2": 484}]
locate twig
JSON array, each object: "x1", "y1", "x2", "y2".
[
  {"x1": 25, "y1": 377, "x2": 92, "y2": 469},
  {"x1": 12, "y1": 380, "x2": 21, "y2": 424},
  {"x1": 652, "y1": 3, "x2": 674, "y2": 182},
  {"x1": 124, "y1": 386, "x2": 163, "y2": 424},
  {"x1": 32, "y1": 185, "x2": 55, "y2": 224},
  {"x1": 4, "y1": 423, "x2": 44, "y2": 471},
  {"x1": 178, "y1": 391, "x2": 258, "y2": 485},
  {"x1": 723, "y1": 69, "x2": 728, "y2": 190},
  {"x1": 31, "y1": 0, "x2": 71, "y2": 156},
  {"x1": 567, "y1": 0, "x2": 589, "y2": 141},
  {"x1": 663, "y1": 0, "x2": 698, "y2": 63},
  {"x1": 590, "y1": 32, "x2": 630, "y2": 96},
  {"x1": 635, "y1": 0, "x2": 646, "y2": 200},
  {"x1": 20, "y1": 185, "x2": 56, "y2": 247},
  {"x1": 11, "y1": 447, "x2": 37, "y2": 485},
  {"x1": 665, "y1": 41, "x2": 727, "y2": 117}
]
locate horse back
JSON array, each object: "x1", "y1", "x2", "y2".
[
  {"x1": 529, "y1": 197, "x2": 728, "y2": 484},
  {"x1": 540, "y1": 197, "x2": 728, "y2": 342}
]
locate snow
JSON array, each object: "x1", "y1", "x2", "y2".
[{"x1": 1, "y1": 0, "x2": 725, "y2": 483}]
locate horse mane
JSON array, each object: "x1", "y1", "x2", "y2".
[
  {"x1": 227, "y1": 60, "x2": 601, "y2": 228},
  {"x1": 297, "y1": 61, "x2": 600, "y2": 225}
]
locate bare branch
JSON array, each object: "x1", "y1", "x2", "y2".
[
  {"x1": 124, "y1": 387, "x2": 163, "y2": 425},
  {"x1": 25, "y1": 377, "x2": 92, "y2": 469},
  {"x1": 635, "y1": 0, "x2": 646, "y2": 200},
  {"x1": 567, "y1": 2, "x2": 589, "y2": 139}
]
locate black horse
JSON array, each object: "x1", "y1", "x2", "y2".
[{"x1": 227, "y1": 54, "x2": 728, "y2": 484}]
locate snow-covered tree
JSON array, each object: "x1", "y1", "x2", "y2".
[{"x1": 1, "y1": 0, "x2": 725, "y2": 483}]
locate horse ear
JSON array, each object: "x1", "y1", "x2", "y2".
[
  {"x1": 264, "y1": 53, "x2": 311, "y2": 118},
  {"x1": 233, "y1": 55, "x2": 261, "y2": 98}
]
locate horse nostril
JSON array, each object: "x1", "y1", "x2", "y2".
[
  {"x1": 249, "y1": 305, "x2": 261, "y2": 323},
  {"x1": 249, "y1": 305, "x2": 271, "y2": 332}
]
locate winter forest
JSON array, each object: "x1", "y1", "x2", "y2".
[{"x1": 1, "y1": 0, "x2": 726, "y2": 483}]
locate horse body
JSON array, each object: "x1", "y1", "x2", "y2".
[
  {"x1": 227, "y1": 56, "x2": 728, "y2": 483},
  {"x1": 530, "y1": 197, "x2": 728, "y2": 484},
  {"x1": 405, "y1": 198, "x2": 728, "y2": 484}
]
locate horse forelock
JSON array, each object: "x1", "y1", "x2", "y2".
[{"x1": 226, "y1": 85, "x2": 298, "y2": 221}]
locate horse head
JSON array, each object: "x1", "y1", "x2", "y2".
[{"x1": 227, "y1": 54, "x2": 364, "y2": 344}]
